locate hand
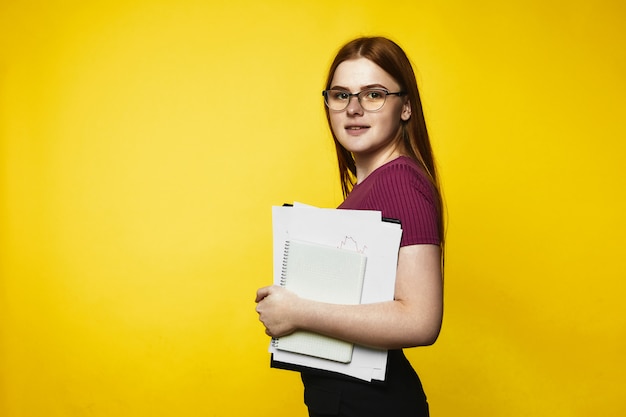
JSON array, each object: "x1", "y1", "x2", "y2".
[{"x1": 255, "y1": 285, "x2": 300, "y2": 338}]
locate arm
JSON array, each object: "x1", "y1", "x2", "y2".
[{"x1": 255, "y1": 243, "x2": 443, "y2": 350}]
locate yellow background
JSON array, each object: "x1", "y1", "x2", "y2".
[{"x1": 1, "y1": 1, "x2": 625, "y2": 416}]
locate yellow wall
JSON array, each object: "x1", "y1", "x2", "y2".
[{"x1": 1, "y1": 1, "x2": 624, "y2": 416}]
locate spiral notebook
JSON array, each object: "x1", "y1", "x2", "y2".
[{"x1": 271, "y1": 239, "x2": 367, "y2": 363}]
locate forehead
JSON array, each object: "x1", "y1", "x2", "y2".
[{"x1": 331, "y1": 58, "x2": 399, "y2": 90}]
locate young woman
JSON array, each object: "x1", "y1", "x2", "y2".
[{"x1": 255, "y1": 36, "x2": 444, "y2": 417}]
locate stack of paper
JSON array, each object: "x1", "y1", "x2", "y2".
[{"x1": 269, "y1": 203, "x2": 402, "y2": 382}]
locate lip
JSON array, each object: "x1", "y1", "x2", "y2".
[{"x1": 344, "y1": 125, "x2": 370, "y2": 135}]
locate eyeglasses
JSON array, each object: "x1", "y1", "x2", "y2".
[{"x1": 322, "y1": 88, "x2": 406, "y2": 112}]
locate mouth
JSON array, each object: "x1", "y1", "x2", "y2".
[{"x1": 345, "y1": 125, "x2": 370, "y2": 131}]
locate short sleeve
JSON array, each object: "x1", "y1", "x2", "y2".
[{"x1": 367, "y1": 162, "x2": 440, "y2": 247}]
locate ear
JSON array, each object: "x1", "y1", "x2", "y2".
[{"x1": 401, "y1": 100, "x2": 412, "y2": 121}]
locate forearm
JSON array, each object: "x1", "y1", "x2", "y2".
[{"x1": 292, "y1": 297, "x2": 442, "y2": 350}]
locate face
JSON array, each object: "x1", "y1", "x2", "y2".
[{"x1": 328, "y1": 58, "x2": 411, "y2": 161}]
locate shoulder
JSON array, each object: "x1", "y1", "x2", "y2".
[
  {"x1": 367, "y1": 156, "x2": 440, "y2": 246},
  {"x1": 370, "y1": 156, "x2": 436, "y2": 205}
]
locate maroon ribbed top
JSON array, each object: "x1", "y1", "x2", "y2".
[{"x1": 338, "y1": 156, "x2": 440, "y2": 247}]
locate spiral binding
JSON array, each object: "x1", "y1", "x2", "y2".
[
  {"x1": 279, "y1": 240, "x2": 290, "y2": 287},
  {"x1": 272, "y1": 240, "x2": 289, "y2": 348},
  {"x1": 272, "y1": 240, "x2": 291, "y2": 348}
]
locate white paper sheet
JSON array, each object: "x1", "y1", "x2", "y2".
[{"x1": 269, "y1": 204, "x2": 402, "y2": 381}]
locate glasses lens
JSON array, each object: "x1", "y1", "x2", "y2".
[
  {"x1": 323, "y1": 89, "x2": 390, "y2": 111},
  {"x1": 325, "y1": 90, "x2": 349, "y2": 111},
  {"x1": 359, "y1": 89, "x2": 386, "y2": 111}
]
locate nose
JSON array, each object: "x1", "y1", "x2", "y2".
[{"x1": 346, "y1": 95, "x2": 364, "y2": 116}]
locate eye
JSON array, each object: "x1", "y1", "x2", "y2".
[
  {"x1": 332, "y1": 90, "x2": 350, "y2": 100},
  {"x1": 363, "y1": 89, "x2": 385, "y2": 100}
]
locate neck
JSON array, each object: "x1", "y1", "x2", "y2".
[{"x1": 354, "y1": 146, "x2": 404, "y2": 184}]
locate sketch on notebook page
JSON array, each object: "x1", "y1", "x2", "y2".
[{"x1": 338, "y1": 236, "x2": 368, "y2": 254}]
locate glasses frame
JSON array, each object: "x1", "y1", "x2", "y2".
[{"x1": 322, "y1": 88, "x2": 407, "y2": 112}]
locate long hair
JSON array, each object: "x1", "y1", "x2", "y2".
[{"x1": 324, "y1": 36, "x2": 445, "y2": 246}]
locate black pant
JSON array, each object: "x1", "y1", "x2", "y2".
[{"x1": 301, "y1": 350, "x2": 429, "y2": 417}]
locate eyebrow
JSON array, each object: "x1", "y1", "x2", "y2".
[{"x1": 329, "y1": 83, "x2": 390, "y2": 91}]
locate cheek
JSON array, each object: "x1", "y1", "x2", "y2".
[
  {"x1": 385, "y1": 106, "x2": 405, "y2": 130},
  {"x1": 377, "y1": 112, "x2": 394, "y2": 128},
  {"x1": 329, "y1": 114, "x2": 343, "y2": 135}
]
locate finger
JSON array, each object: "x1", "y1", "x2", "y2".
[
  {"x1": 255, "y1": 285, "x2": 272, "y2": 302},
  {"x1": 256, "y1": 285, "x2": 274, "y2": 303}
]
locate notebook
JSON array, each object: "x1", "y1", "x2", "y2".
[{"x1": 271, "y1": 239, "x2": 367, "y2": 363}]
